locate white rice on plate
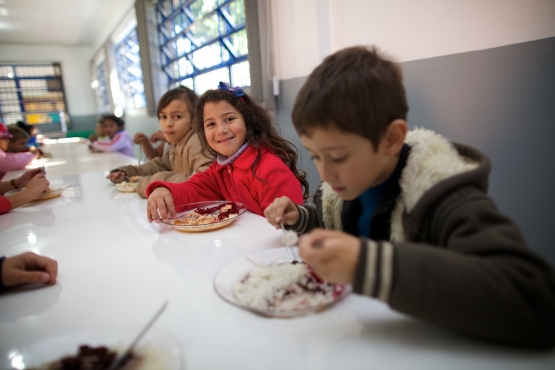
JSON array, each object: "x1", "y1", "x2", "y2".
[{"x1": 233, "y1": 262, "x2": 340, "y2": 311}]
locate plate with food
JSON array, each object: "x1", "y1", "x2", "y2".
[
  {"x1": 162, "y1": 201, "x2": 247, "y2": 232},
  {"x1": 115, "y1": 177, "x2": 142, "y2": 193},
  {"x1": 214, "y1": 247, "x2": 351, "y2": 317},
  {"x1": 3, "y1": 326, "x2": 182, "y2": 370},
  {"x1": 5, "y1": 183, "x2": 70, "y2": 201}
]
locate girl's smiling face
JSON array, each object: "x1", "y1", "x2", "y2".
[
  {"x1": 158, "y1": 98, "x2": 192, "y2": 143},
  {"x1": 203, "y1": 100, "x2": 247, "y2": 157}
]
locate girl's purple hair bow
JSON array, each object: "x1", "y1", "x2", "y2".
[{"x1": 217, "y1": 81, "x2": 245, "y2": 97}]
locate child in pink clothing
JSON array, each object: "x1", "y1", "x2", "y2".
[
  {"x1": 0, "y1": 123, "x2": 36, "y2": 180},
  {"x1": 89, "y1": 115, "x2": 135, "y2": 157}
]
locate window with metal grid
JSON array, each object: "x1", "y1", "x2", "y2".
[
  {"x1": 0, "y1": 63, "x2": 68, "y2": 126},
  {"x1": 156, "y1": 0, "x2": 250, "y2": 94},
  {"x1": 94, "y1": 61, "x2": 112, "y2": 114},
  {"x1": 114, "y1": 27, "x2": 146, "y2": 110}
]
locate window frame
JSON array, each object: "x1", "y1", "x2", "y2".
[{"x1": 155, "y1": 0, "x2": 250, "y2": 93}]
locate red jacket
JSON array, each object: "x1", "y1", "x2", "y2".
[
  {"x1": 0, "y1": 196, "x2": 11, "y2": 215},
  {"x1": 146, "y1": 146, "x2": 304, "y2": 216}
]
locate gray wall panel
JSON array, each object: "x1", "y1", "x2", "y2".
[{"x1": 276, "y1": 37, "x2": 555, "y2": 265}]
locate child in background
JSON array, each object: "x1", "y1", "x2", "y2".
[
  {"x1": 0, "y1": 123, "x2": 37, "y2": 179},
  {"x1": 108, "y1": 87, "x2": 214, "y2": 198},
  {"x1": 89, "y1": 115, "x2": 134, "y2": 157},
  {"x1": 133, "y1": 129, "x2": 169, "y2": 160},
  {"x1": 0, "y1": 168, "x2": 49, "y2": 214},
  {"x1": 7, "y1": 125, "x2": 31, "y2": 153},
  {"x1": 264, "y1": 46, "x2": 555, "y2": 348},
  {"x1": 8, "y1": 125, "x2": 46, "y2": 158},
  {"x1": 16, "y1": 121, "x2": 41, "y2": 148},
  {"x1": 146, "y1": 82, "x2": 308, "y2": 220},
  {"x1": 88, "y1": 121, "x2": 109, "y2": 143}
]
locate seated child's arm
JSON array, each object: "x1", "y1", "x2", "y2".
[
  {"x1": 265, "y1": 196, "x2": 301, "y2": 229},
  {"x1": 134, "y1": 132, "x2": 160, "y2": 160},
  {"x1": 108, "y1": 154, "x2": 172, "y2": 184},
  {"x1": 3, "y1": 172, "x2": 50, "y2": 212},
  {"x1": 145, "y1": 165, "x2": 222, "y2": 221},
  {"x1": 91, "y1": 132, "x2": 129, "y2": 153},
  {"x1": 265, "y1": 183, "x2": 328, "y2": 232},
  {"x1": 0, "y1": 168, "x2": 43, "y2": 195},
  {"x1": 304, "y1": 187, "x2": 555, "y2": 348},
  {"x1": 0, "y1": 150, "x2": 36, "y2": 172}
]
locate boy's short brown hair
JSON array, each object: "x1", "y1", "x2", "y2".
[
  {"x1": 292, "y1": 46, "x2": 408, "y2": 150},
  {"x1": 7, "y1": 125, "x2": 30, "y2": 140}
]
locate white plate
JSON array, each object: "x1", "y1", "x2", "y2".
[
  {"x1": 115, "y1": 182, "x2": 138, "y2": 193},
  {"x1": 214, "y1": 247, "x2": 351, "y2": 318},
  {"x1": 4, "y1": 183, "x2": 70, "y2": 201},
  {"x1": 3, "y1": 326, "x2": 183, "y2": 369}
]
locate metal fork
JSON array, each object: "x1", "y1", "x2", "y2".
[{"x1": 280, "y1": 222, "x2": 298, "y2": 262}]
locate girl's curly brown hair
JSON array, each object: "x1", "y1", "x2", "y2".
[{"x1": 194, "y1": 88, "x2": 309, "y2": 199}]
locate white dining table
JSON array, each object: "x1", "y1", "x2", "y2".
[{"x1": 1, "y1": 141, "x2": 555, "y2": 370}]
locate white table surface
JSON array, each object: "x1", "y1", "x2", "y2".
[{"x1": 1, "y1": 143, "x2": 555, "y2": 370}]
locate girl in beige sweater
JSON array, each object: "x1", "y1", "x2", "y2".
[{"x1": 108, "y1": 87, "x2": 214, "y2": 197}]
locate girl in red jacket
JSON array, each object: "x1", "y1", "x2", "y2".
[{"x1": 146, "y1": 82, "x2": 308, "y2": 220}]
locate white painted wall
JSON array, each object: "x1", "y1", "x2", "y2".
[
  {"x1": 270, "y1": 0, "x2": 321, "y2": 81},
  {"x1": 272, "y1": 0, "x2": 555, "y2": 80},
  {"x1": 0, "y1": 44, "x2": 96, "y2": 116}
]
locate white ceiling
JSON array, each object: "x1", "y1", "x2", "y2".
[{"x1": 0, "y1": 0, "x2": 135, "y2": 46}]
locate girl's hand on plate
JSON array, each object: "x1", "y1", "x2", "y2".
[{"x1": 147, "y1": 187, "x2": 176, "y2": 223}]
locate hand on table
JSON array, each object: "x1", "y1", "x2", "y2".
[
  {"x1": 147, "y1": 187, "x2": 176, "y2": 222},
  {"x1": 108, "y1": 170, "x2": 126, "y2": 184},
  {"x1": 298, "y1": 228, "x2": 360, "y2": 285},
  {"x1": 1, "y1": 252, "x2": 58, "y2": 288},
  {"x1": 88, "y1": 134, "x2": 98, "y2": 143},
  {"x1": 133, "y1": 132, "x2": 148, "y2": 144},
  {"x1": 264, "y1": 196, "x2": 299, "y2": 229}
]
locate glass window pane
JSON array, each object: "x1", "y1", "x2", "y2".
[
  {"x1": 223, "y1": 0, "x2": 245, "y2": 27},
  {"x1": 188, "y1": 0, "x2": 218, "y2": 19},
  {"x1": 181, "y1": 78, "x2": 194, "y2": 91},
  {"x1": 226, "y1": 29, "x2": 248, "y2": 57},
  {"x1": 231, "y1": 61, "x2": 250, "y2": 87},
  {"x1": 189, "y1": 12, "x2": 220, "y2": 44},
  {"x1": 194, "y1": 67, "x2": 229, "y2": 95},
  {"x1": 114, "y1": 28, "x2": 146, "y2": 109},
  {"x1": 192, "y1": 43, "x2": 223, "y2": 70},
  {"x1": 156, "y1": 0, "x2": 250, "y2": 89}
]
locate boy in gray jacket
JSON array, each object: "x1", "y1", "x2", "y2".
[{"x1": 264, "y1": 46, "x2": 555, "y2": 348}]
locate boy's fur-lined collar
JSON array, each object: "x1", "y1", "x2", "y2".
[{"x1": 319, "y1": 128, "x2": 488, "y2": 241}]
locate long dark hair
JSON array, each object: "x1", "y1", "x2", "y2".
[{"x1": 194, "y1": 88, "x2": 309, "y2": 199}]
